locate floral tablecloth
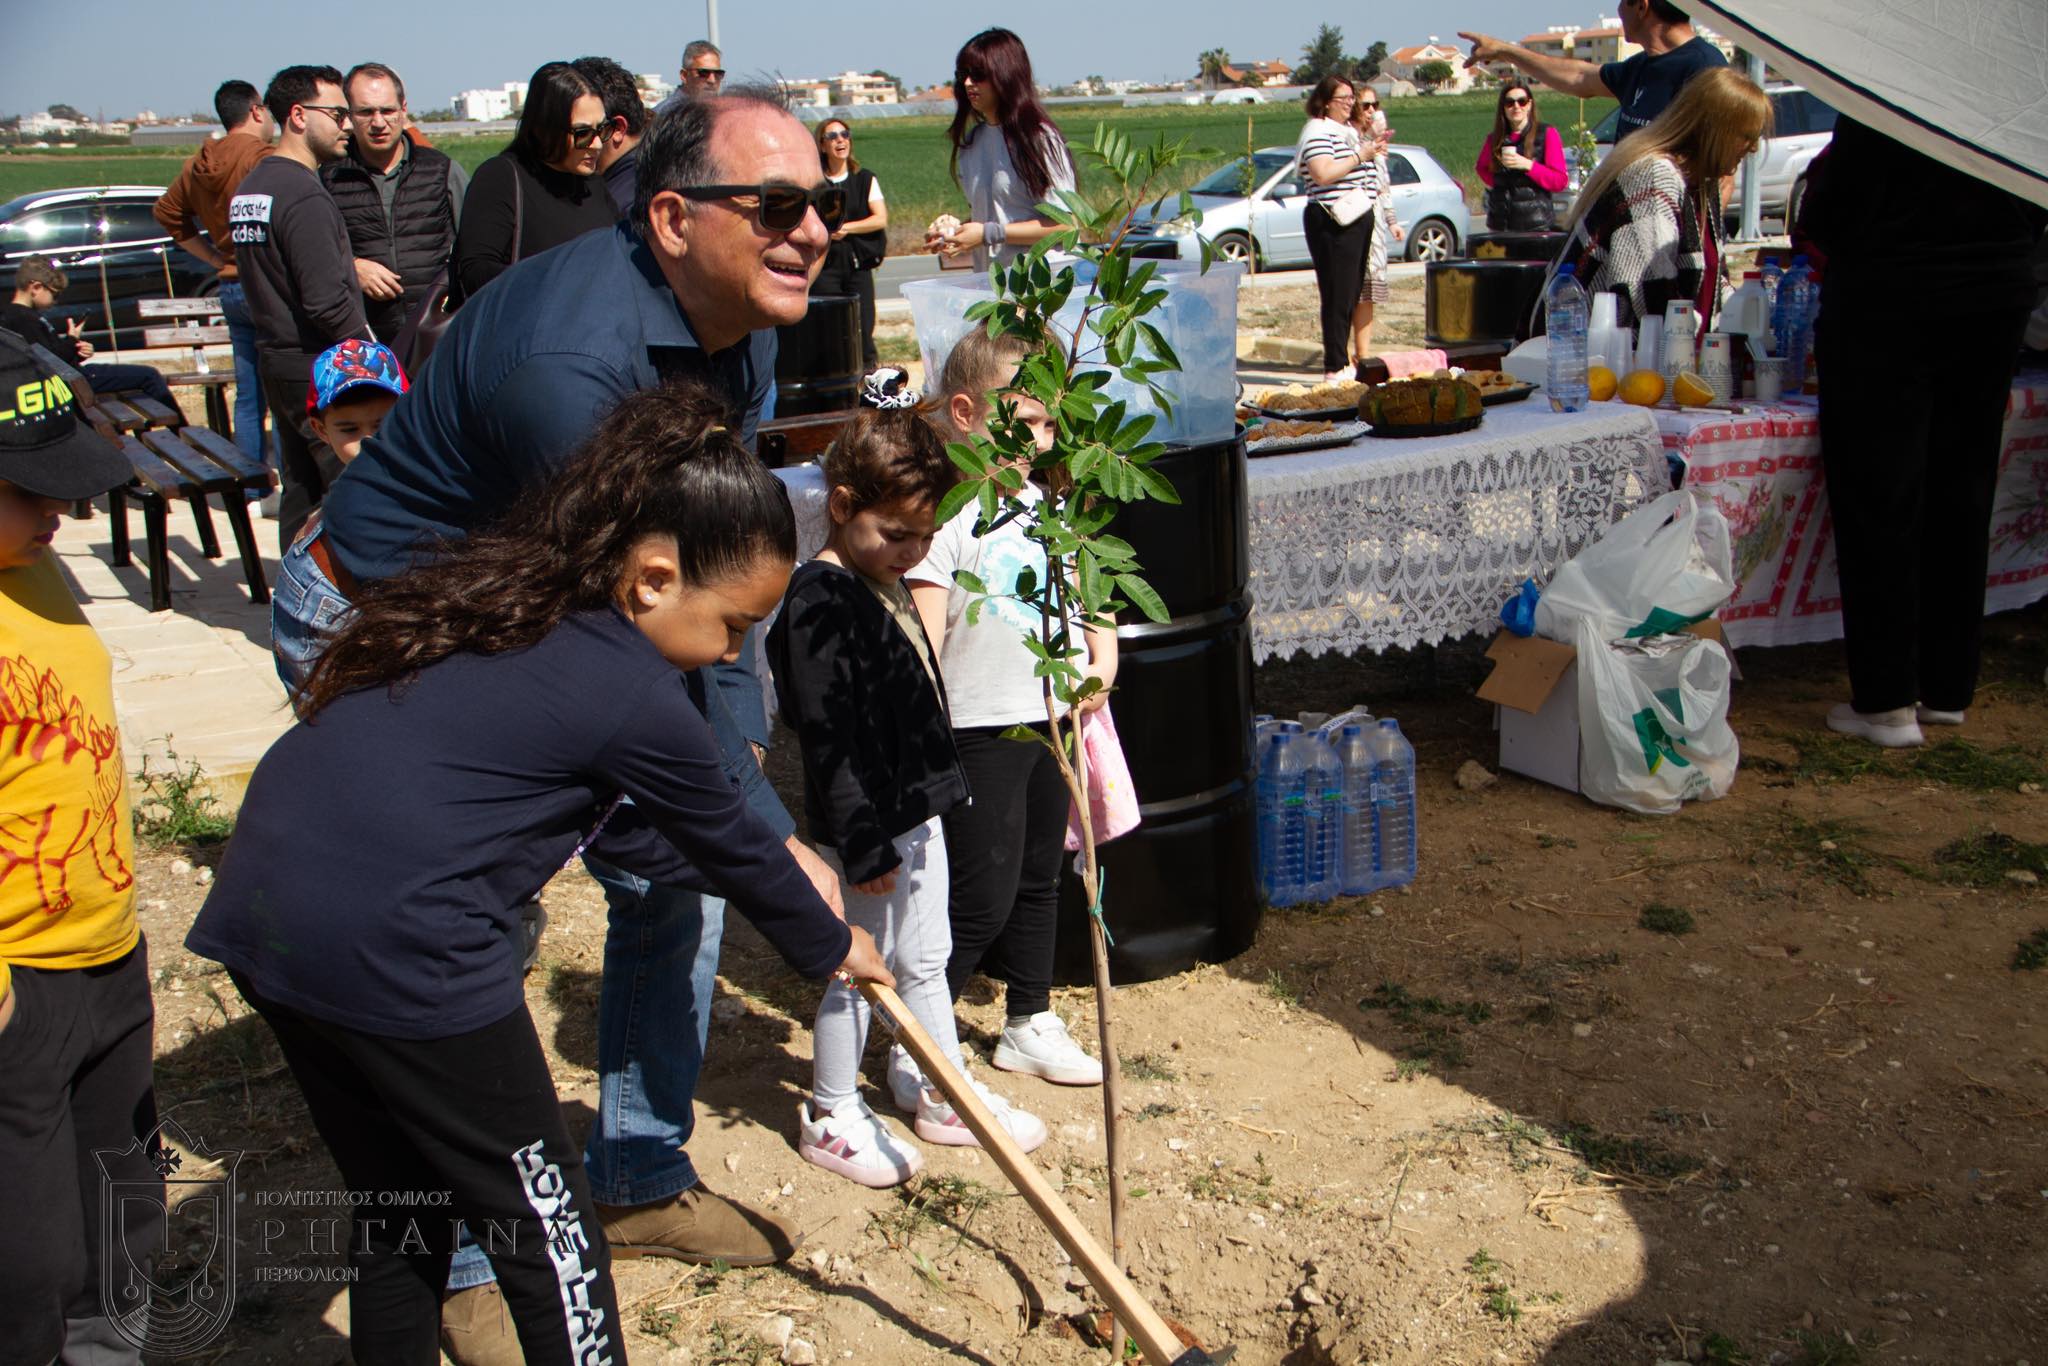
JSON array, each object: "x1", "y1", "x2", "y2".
[
  {"x1": 1245, "y1": 401, "x2": 1667, "y2": 661},
  {"x1": 1666, "y1": 372, "x2": 2048, "y2": 650},
  {"x1": 776, "y1": 403, "x2": 1668, "y2": 665}
]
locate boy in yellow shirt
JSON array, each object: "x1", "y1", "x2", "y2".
[{"x1": 0, "y1": 337, "x2": 162, "y2": 1364}]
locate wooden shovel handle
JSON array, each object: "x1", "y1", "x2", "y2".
[{"x1": 853, "y1": 978, "x2": 1200, "y2": 1366}]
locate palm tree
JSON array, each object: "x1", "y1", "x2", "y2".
[{"x1": 1198, "y1": 48, "x2": 1232, "y2": 91}]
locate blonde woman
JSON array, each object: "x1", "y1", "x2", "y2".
[{"x1": 1547, "y1": 67, "x2": 1771, "y2": 334}]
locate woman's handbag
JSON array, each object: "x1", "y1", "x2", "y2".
[
  {"x1": 1328, "y1": 184, "x2": 1375, "y2": 227},
  {"x1": 398, "y1": 160, "x2": 523, "y2": 375}
]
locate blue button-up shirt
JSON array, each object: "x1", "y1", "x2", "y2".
[{"x1": 317, "y1": 221, "x2": 785, "y2": 823}]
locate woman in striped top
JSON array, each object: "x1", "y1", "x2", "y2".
[{"x1": 1295, "y1": 75, "x2": 1385, "y2": 381}]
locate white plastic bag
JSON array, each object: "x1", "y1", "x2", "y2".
[
  {"x1": 1535, "y1": 490, "x2": 1734, "y2": 644},
  {"x1": 1572, "y1": 617, "x2": 1740, "y2": 814}
]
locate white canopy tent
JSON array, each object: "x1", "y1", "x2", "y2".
[{"x1": 1688, "y1": 0, "x2": 2048, "y2": 208}]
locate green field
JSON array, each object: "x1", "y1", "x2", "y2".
[{"x1": 1, "y1": 92, "x2": 1615, "y2": 251}]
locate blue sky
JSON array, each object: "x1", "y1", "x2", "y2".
[{"x1": 0, "y1": 1, "x2": 1616, "y2": 119}]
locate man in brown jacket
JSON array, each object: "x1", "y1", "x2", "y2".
[{"x1": 153, "y1": 80, "x2": 273, "y2": 470}]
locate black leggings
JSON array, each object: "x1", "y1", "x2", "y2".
[
  {"x1": 942, "y1": 723, "x2": 1068, "y2": 1018},
  {"x1": 233, "y1": 976, "x2": 619, "y2": 1366},
  {"x1": 811, "y1": 257, "x2": 878, "y2": 373},
  {"x1": 1304, "y1": 201, "x2": 1374, "y2": 372}
]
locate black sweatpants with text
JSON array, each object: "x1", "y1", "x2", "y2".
[
  {"x1": 942, "y1": 723, "x2": 1068, "y2": 1019},
  {"x1": 232, "y1": 976, "x2": 620, "y2": 1366}
]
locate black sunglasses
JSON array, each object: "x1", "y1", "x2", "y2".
[
  {"x1": 823, "y1": 129, "x2": 851, "y2": 140},
  {"x1": 1503, "y1": 96, "x2": 1532, "y2": 107},
  {"x1": 567, "y1": 120, "x2": 614, "y2": 148},
  {"x1": 687, "y1": 67, "x2": 726, "y2": 80},
  {"x1": 677, "y1": 182, "x2": 846, "y2": 231}
]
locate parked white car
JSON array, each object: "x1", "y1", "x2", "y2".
[{"x1": 1121, "y1": 144, "x2": 1471, "y2": 267}]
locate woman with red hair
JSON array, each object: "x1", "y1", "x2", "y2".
[{"x1": 927, "y1": 28, "x2": 1076, "y2": 274}]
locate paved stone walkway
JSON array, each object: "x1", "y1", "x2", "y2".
[{"x1": 51, "y1": 498, "x2": 291, "y2": 800}]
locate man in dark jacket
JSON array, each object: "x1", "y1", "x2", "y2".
[
  {"x1": 231, "y1": 64, "x2": 369, "y2": 546},
  {"x1": 574, "y1": 55, "x2": 647, "y2": 216},
  {"x1": 321, "y1": 63, "x2": 468, "y2": 345}
]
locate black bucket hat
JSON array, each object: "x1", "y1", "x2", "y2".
[{"x1": 0, "y1": 336, "x2": 131, "y2": 500}]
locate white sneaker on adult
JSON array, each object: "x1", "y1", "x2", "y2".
[
  {"x1": 1915, "y1": 704, "x2": 1966, "y2": 726},
  {"x1": 797, "y1": 1099, "x2": 923, "y2": 1188},
  {"x1": 1825, "y1": 702, "x2": 1924, "y2": 749},
  {"x1": 993, "y1": 1011, "x2": 1103, "y2": 1085},
  {"x1": 911, "y1": 1079, "x2": 1048, "y2": 1152}
]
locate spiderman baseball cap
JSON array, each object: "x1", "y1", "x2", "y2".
[
  {"x1": 0, "y1": 335, "x2": 131, "y2": 500},
  {"x1": 307, "y1": 339, "x2": 409, "y2": 414}
]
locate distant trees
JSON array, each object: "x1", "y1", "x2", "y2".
[
  {"x1": 48, "y1": 103, "x2": 85, "y2": 123},
  {"x1": 1414, "y1": 60, "x2": 1454, "y2": 91},
  {"x1": 1358, "y1": 41, "x2": 1389, "y2": 82},
  {"x1": 1198, "y1": 48, "x2": 1233, "y2": 88},
  {"x1": 1293, "y1": 25, "x2": 1349, "y2": 85}
]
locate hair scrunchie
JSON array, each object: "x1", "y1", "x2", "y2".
[{"x1": 859, "y1": 367, "x2": 922, "y2": 410}]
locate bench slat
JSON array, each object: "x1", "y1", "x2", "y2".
[
  {"x1": 174, "y1": 424, "x2": 271, "y2": 487},
  {"x1": 115, "y1": 434, "x2": 194, "y2": 497},
  {"x1": 136, "y1": 298, "x2": 224, "y2": 319},
  {"x1": 139, "y1": 429, "x2": 240, "y2": 493},
  {"x1": 143, "y1": 324, "x2": 232, "y2": 347},
  {"x1": 125, "y1": 394, "x2": 182, "y2": 427},
  {"x1": 94, "y1": 397, "x2": 147, "y2": 432}
]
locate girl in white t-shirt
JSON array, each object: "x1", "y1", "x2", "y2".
[{"x1": 904, "y1": 331, "x2": 1116, "y2": 1097}]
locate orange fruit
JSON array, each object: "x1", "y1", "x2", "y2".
[
  {"x1": 1619, "y1": 369, "x2": 1667, "y2": 406},
  {"x1": 1671, "y1": 371, "x2": 1716, "y2": 407},
  {"x1": 1587, "y1": 365, "x2": 1619, "y2": 402}
]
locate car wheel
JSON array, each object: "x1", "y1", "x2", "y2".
[
  {"x1": 1786, "y1": 176, "x2": 1808, "y2": 231},
  {"x1": 1406, "y1": 218, "x2": 1455, "y2": 263},
  {"x1": 1213, "y1": 231, "x2": 1257, "y2": 266}
]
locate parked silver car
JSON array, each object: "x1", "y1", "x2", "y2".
[
  {"x1": 1554, "y1": 83, "x2": 1836, "y2": 225},
  {"x1": 1122, "y1": 144, "x2": 1471, "y2": 267}
]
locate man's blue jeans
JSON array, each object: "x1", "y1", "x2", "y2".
[
  {"x1": 447, "y1": 859, "x2": 726, "y2": 1292},
  {"x1": 215, "y1": 281, "x2": 270, "y2": 469}
]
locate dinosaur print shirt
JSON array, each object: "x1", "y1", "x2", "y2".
[{"x1": 0, "y1": 552, "x2": 137, "y2": 1002}]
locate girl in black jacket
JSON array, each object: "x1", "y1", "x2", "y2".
[{"x1": 767, "y1": 387, "x2": 1049, "y2": 1188}]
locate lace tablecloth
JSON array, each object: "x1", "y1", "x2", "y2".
[
  {"x1": 1247, "y1": 401, "x2": 1665, "y2": 661},
  {"x1": 1666, "y1": 373, "x2": 2048, "y2": 650}
]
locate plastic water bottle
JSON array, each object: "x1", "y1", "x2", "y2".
[
  {"x1": 1774, "y1": 255, "x2": 1814, "y2": 392},
  {"x1": 1316, "y1": 704, "x2": 1374, "y2": 745},
  {"x1": 1256, "y1": 733, "x2": 1309, "y2": 906},
  {"x1": 1337, "y1": 724, "x2": 1379, "y2": 894},
  {"x1": 1545, "y1": 265, "x2": 1590, "y2": 413},
  {"x1": 1301, "y1": 732, "x2": 1345, "y2": 900},
  {"x1": 1367, "y1": 719, "x2": 1418, "y2": 890},
  {"x1": 1758, "y1": 255, "x2": 1782, "y2": 323}
]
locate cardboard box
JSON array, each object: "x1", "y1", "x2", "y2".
[{"x1": 1477, "y1": 620, "x2": 1727, "y2": 795}]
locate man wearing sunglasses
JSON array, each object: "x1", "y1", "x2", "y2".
[
  {"x1": 228, "y1": 64, "x2": 369, "y2": 545},
  {"x1": 298, "y1": 92, "x2": 832, "y2": 1338},
  {"x1": 321, "y1": 63, "x2": 468, "y2": 345},
  {"x1": 680, "y1": 39, "x2": 725, "y2": 96},
  {"x1": 574, "y1": 54, "x2": 650, "y2": 215}
]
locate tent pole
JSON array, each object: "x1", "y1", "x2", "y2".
[{"x1": 1738, "y1": 50, "x2": 1765, "y2": 242}]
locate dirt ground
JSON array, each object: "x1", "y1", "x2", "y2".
[{"x1": 135, "y1": 591, "x2": 2048, "y2": 1366}]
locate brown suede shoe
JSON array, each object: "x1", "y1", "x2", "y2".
[
  {"x1": 595, "y1": 1184, "x2": 802, "y2": 1266},
  {"x1": 440, "y1": 1282, "x2": 522, "y2": 1366}
]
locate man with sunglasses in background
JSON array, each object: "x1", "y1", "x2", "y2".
[
  {"x1": 321, "y1": 62, "x2": 467, "y2": 347},
  {"x1": 230, "y1": 64, "x2": 369, "y2": 546},
  {"x1": 280, "y1": 91, "x2": 837, "y2": 1358},
  {"x1": 574, "y1": 55, "x2": 650, "y2": 215},
  {"x1": 680, "y1": 39, "x2": 725, "y2": 96}
]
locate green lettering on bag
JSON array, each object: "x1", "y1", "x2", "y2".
[
  {"x1": 1632, "y1": 708, "x2": 1693, "y2": 774},
  {"x1": 1625, "y1": 606, "x2": 1710, "y2": 639}
]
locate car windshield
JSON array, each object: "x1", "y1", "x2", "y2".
[{"x1": 1189, "y1": 152, "x2": 1293, "y2": 195}]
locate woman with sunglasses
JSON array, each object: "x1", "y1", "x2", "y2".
[
  {"x1": 812, "y1": 120, "x2": 888, "y2": 370},
  {"x1": 454, "y1": 61, "x2": 619, "y2": 301},
  {"x1": 1296, "y1": 74, "x2": 1385, "y2": 384},
  {"x1": 1348, "y1": 86, "x2": 1404, "y2": 365},
  {"x1": 1476, "y1": 83, "x2": 1567, "y2": 232},
  {"x1": 929, "y1": 28, "x2": 1074, "y2": 274}
]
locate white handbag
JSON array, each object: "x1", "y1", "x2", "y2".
[{"x1": 1327, "y1": 185, "x2": 1374, "y2": 226}]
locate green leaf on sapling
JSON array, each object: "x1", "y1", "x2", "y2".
[{"x1": 1117, "y1": 573, "x2": 1170, "y2": 623}]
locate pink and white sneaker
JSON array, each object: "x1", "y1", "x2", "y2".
[
  {"x1": 798, "y1": 1099, "x2": 922, "y2": 1188},
  {"x1": 909, "y1": 1079, "x2": 1049, "y2": 1153}
]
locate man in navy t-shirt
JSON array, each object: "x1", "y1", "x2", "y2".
[{"x1": 1462, "y1": 0, "x2": 1729, "y2": 138}]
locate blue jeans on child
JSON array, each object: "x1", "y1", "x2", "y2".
[
  {"x1": 271, "y1": 534, "x2": 354, "y2": 694},
  {"x1": 447, "y1": 861, "x2": 726, "y2": 1291},
  {"x1": 215, "y1": 281, "x2": 270, "y2": 469}
]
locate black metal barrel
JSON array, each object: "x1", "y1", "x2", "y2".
[
  {"x1": 774, "y1": 293, "x2": 863, "y2": 416},
  {"x1": 1053, "y1": 432, "x2": 1260, "y2": 986}
]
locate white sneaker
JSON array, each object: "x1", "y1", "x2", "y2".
[
  {"x1": 886, "y1": 1044, "x2": 925, "y2": 1115},
  {"x1": 993, "y1": 1012, "x2": 1103, "y2": 1086},
  {"x1": 256, "y1": 490, "x2": 280, "y2": 519},
  {"x1": 912, "y1": 1079, "x2": 1048, "y2": 1152},
  {"x1": 1826, "y1": 702, "x2": 1923, "y2": 749},
  {"x1": 1916, "y1": 704, "x2": 1966, "y2": 726},
  {"x1": 798, "y1": 1099, "x2": 922, "y2": 1188}
]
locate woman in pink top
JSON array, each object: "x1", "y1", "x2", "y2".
[{"x1": 1476, "y1": 82, "x2": 1568, "y2": 231}]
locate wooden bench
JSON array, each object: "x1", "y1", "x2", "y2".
[
  {"x1": 35, "y1": 341, "x2": 273, "y2": 612},
  {"x1": 138, "y1": 297, "x2": 237, "y2": 435}
]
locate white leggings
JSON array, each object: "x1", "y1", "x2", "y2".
[{"x1": 811, "y1": 818, "x2": 965, "y2": 1110}]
